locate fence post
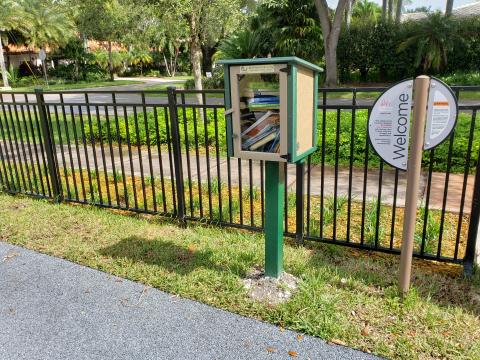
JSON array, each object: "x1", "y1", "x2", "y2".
[
  {"x1": 35, "y1": 87, "x2": 62, "y2": 202},
  {"x1": 295, "y1": 161, "x2": 305, "y2": 245},
  {"x1": 464, "y1": 148, "x2": 480, "y2": 276},
  {"x1": 167, "y1": 86, "x2": 186, "y2": 226}
]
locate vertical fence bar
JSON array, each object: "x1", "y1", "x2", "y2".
[
  {"x1": 35, "y1": 88, "x2": 61, "y2": 201},
  {"x1": 295, "y1": 161, "x2": 305, "y2": 245},
  {"x1": 167, "y1": 87, "x2": 185, "y2": 224},
  {"x1": 464, "y1": 141, "x2": 480, "y2": 276}
]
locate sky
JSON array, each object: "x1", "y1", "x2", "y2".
[{"x1": 326, "y1": 0, "x2": 479, "y2": 11}]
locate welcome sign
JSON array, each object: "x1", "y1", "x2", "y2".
[{"x1": 368, "y1": 80, "x2": 413, "y2": 170}]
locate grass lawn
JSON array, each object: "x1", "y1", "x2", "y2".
[
  {"x1": 0, "y1": 193, "x2": 479, "y2": 359},
  {"x1": 7, "y1": 79, "x2": 143, "y2": 92},
  {"x1": 144, "y1": 81, "x2": 187, "y2": 91}
]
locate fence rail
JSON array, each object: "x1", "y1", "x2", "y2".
[{"x1": 1, "y1": 86, "x2": 479, "y2": 270}]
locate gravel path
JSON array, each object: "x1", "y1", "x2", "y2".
[{"x1": 0, "y1": 242, "x2": 379, "y2": 360}]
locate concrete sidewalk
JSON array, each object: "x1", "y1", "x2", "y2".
[
  {"x1": 1, "y1": 139, "x2": 473, "y2": 213},
  {"x1": 0, "y1": 242, "x2": 377, "y2": 360}
]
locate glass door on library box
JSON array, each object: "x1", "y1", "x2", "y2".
[{"x1": 228, "y1": 64, "x2": 288, "y2": 162}]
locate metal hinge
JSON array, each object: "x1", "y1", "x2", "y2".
[{"x1": 280, "y1": 65, "x2": 291, "y2": 75}]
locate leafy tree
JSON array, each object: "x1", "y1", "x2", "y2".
[
  {"x1": 398, "y1": 13, "x2": 459, "y2": 73},
  {"x1": 149, "y1": 0, "x2": 247, "y2": 100},
  {"x1": 128, "y1": 48, "x2": 153, "y2": 76},
  {"x1": 352, "y1": 0, "x2": 381, "y2": 23},
  {"x1": 52, "y1": 38, "x2": 93, "y2": 81},
  {"x1": 251, "y1": 0, "x2": 322, "y2": 63},
  {"x1": 216, "y1": 30, "x2": 267, "y2": 60},
  {"x1": 19, "y1": 0, "x2": 75, "y2": 83},
  {"x1": 76, "y1": 0, "x2": 129, "y2": 80}
]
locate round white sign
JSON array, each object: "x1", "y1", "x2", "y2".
[
  {"x1": 424, "y1": 77, "x2": 457, "y2": 150},
  {"x1": 368, "y1": 80, "x2": 413, "y2": 170}
]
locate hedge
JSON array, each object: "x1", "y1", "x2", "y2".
[{"x1": 84, "y1": 109, "x2": 479, "y2": 174}]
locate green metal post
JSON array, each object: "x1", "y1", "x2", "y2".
[{"x1": 264, "y1": 161, "x2": 284, "y2": 277}]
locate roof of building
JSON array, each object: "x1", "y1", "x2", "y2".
[{"x1": 402, "y1": 1, "x2": 480, "y2": 22}]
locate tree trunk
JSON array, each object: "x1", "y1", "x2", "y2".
[
  {"x1": 108, "y1": 41, "x2": 114, "y2": 81},
  {"x1": 163, "y1": 53, "x2": 172, "y2": 77},
  {"x1": 382, "y1": 0, "x2": 387, "y2": 21},
  {"x1": 345, "y1": 0, "x2": 352, "y2": 30},
  {"x1": 324, "y1": 39, "x2": 338, "y2": 87},
  {"x1": 446, "y1": 0, "x2": 454, "y2": 16},
  {"x1": 201, "y1": 44, "x2": 214, "y2": 74},
  {"x1": 188, "y1": 15, "x2": 203, "y2": 106},
  {"x1": 0, "y1": 36, "x2": 9, "y2": 88},
  {"x1": 388, "y1": 0, "x2": 394, "y2": 21},
  {"x1": 395, "y1": 0, "x2": 403, "y2": 24}
]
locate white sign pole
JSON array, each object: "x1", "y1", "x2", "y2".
[{"x1": 398, "y1": 75, "x2": 431, "y2": 295}]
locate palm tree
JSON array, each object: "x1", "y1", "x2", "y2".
[
  {"x1": 352, "y1": 0, "x2": 381, "y2": 23},
  {"x1": 128, "y1": 49, "x2": 153, "y2": 76},
  {"x1": 446, "y1": 0, "x2": 454, "y2": 16},
  {"x1": 216, "y1": 30, "x2": 266, "y2": 60},
  {"x1": 20, "y1": 0, "x2": 74, "y2": 83},
  {"x1": 398, "y1": 13, "x2": 459, "y2": 72},
  {"x1": 0, "y1": 0, "x2": 24, "y2": 88}
]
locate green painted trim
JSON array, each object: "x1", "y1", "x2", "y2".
[
  {"x1": 223, "y1": 65, "x2": 233, "y2": 157},
  {"x1": 264, "y1": 161, "x2": 284, "y2": 277},
  {"x1": 217, "y1": 56, "x2": 323, "y2": 73},
  {"x1": 288, "y1": 65, "x2": 298, "y2": 162},
  {"x1": 312, "y1": 72, "x2": 319, "y2": 148}
]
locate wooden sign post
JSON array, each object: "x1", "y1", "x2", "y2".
[
  {"x1": 398, "y1": 76, "x2": 430, "y2": 295},
  {"x1": 368, "y1": 75, "x2": 458, "y2": 295}
]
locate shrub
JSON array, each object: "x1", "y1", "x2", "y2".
[{"x1": 83, "y1": 108, "x2": 226, "y2": 150}]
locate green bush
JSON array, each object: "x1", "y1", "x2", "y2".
[
  {"x1": 313, "y1": 110, "x2": 479, "y2": 173},
  {"x1": 439, "y1": 72, "x2": 480, "y2": 86},
  {"x1": 83, "y1": 108, "x2": 227, "y2": 150},
  {"x1": 185, "y1": 67, "x2": 224, "y2": 90}
]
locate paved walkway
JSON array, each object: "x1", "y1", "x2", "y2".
[
  {"x1": 0, "y1": 242, "x2": 378, "y2": 360},
  {"x1": 1, "y1": 140, "x2": 474, "y2": 214}
]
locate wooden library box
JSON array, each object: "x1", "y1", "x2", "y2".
[{"x1": 218, "y1": 57, "x2": 321, "y2": 163}]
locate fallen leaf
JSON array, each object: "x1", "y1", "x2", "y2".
[
  {"x1": 330, "y1": 339, "x2": 346, "y2": 346},
  {"x1": 187, "y1": 244, "x2": 196, "y2": 253},
  {"x1": 351, "y1": 310, "x2": 356, "y2": 317},
  {"x1": 361, "y1": 325, "x2": 370, "y2": 336},
  {"x1": 114, "y1": 278, "x2": 123, "y2": 283},
  {"x1": 296, "y1": 335, "x2": 303, "y2": 342},
  {"x1": 2, "y1": 252, "x2": 20, "y2": 262},
  {"x1": 288, "y1": 350, "x2": 298, "y2": 357},
  {"x1": 279, "y1": 326, "x2": 285, "y2": 332},
  {"x1": 266, "y1": 347, "x2": 276, "y2": 353}
]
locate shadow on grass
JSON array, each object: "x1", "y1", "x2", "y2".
[
  {"x1": 99, "y1": 235, "x2": 252, "y2": 277},
  {"x1": 300, "y1": 240, "x2": 480, "y2": 316}
]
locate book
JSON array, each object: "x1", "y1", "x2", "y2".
[
  {"x1": 267, "y1": 132, "x2": 280, "y2": 152},
  {"x1": 249, "y1": 131, "x2": 278, "y2": 151},
  {"x1": 242, "y1": 124, "x2": 278, "y2": 149},
  {"x1": 241, "y1": 110, "x2": 279, "y2": 138}
]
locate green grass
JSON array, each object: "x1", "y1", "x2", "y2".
[
  {"x1": 0, "y1": 193, "x2": 479, "y2": 359},
  {"x1": 7, "y1": 79, "x2": 143, "y2": 92},
  {"x1": 144, "y1": 82, "x2": 187, "y2": 92}
]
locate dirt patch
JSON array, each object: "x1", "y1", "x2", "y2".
[{"x1": 243, "y1": 266, "x2": 299, "y2": 306}]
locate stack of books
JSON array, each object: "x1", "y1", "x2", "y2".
[{"x1": 241, "y1": 110, "x2": 280, "y2": 152}]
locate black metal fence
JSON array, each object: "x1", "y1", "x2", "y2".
[{"x1": 0, "y1": 86, "x2": 479, "y2": 271}]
